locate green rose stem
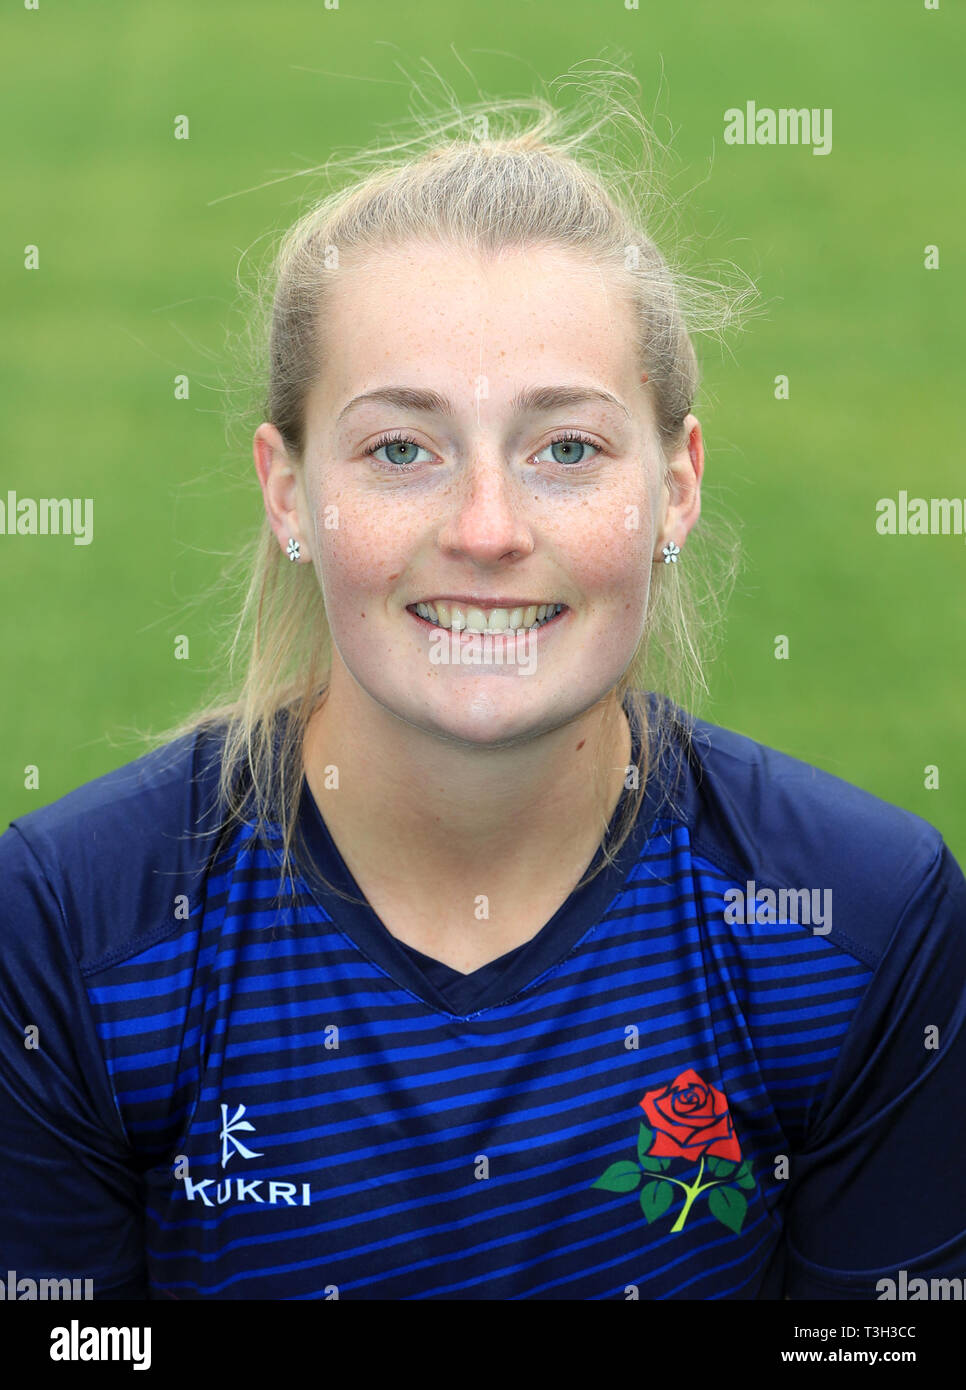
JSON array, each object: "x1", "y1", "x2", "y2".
[{"x1": 654, "y1": 1154, "x2": 724, "y2": 1232}]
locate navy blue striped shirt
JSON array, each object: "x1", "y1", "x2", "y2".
[{"x1": 1, "y1": 704, "x2": 964, "y2": 1299}]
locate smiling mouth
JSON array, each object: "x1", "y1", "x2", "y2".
[{"x1": 407, "y1": 600, "x2": 567, "y2": 634}]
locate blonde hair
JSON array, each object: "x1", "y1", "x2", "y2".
[{"x1": 134, "y1": 60, "x2": 757, "y2": 912}]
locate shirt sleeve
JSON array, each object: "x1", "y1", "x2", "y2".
[
  {"x1": 0, "y1": 824, "x2": 148, "y2": 1299},
  {"x1": 783, "y1": 838, "x2": 966, "y2": 1298}
]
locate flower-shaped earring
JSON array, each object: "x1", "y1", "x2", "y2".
[
  {"x1": 286, "y1": 537, "x2": 301, "y2": 562},
  {"x1": 662, "y1": 541, "x2": 681, "y2": 564}
]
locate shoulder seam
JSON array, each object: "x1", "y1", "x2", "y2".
[
  {"x1": 80, "y1": 910, "x2": 201, "y2": 979},
  {"x1": 8, "y1": 824, "x2": 76, "y2": 959},
  {"x1": 685, "y1": 830, "x2": 934, "y2": 973},
  {"x1": 5, "y1": 827, "x2": 138, "y2": 1150}
]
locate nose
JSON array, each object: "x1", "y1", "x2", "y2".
[{"x1": 435, "y1": 453, "x2": 535, "y2": 564}]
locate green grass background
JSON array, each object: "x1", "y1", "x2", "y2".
[{"x1": 2, "y1": 0, "x2": 964, "y2": 860}]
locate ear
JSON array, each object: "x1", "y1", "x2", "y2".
[
  {"x1": 655, "y1": 414, "x2": 703, "y2": 559},
  {"x1": 253, "y1": 423, "x2": 310, "y2": 560}
]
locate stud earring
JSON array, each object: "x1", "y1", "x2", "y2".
[
  {"x1": 661, "y1": 542, "x2": 681, "y2": 564},
  {"x1": 286, "y1": 537, "x2": 301, "y2": 562}
]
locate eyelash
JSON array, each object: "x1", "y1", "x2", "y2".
[{"x1": 363, "y1": 430, "x2": 603, "y2": 473}]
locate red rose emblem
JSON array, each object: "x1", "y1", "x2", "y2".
[{"x1": 639, "y1": 1068, "x2": 742, "y2": 1163}]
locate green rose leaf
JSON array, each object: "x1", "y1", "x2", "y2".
[
  {"x1": 734, "y1": 1160, "x2": 756, "y2": 1190},
  {"x1": 639, "y1": 1180, "x2": 675, "y2": 1224},
  {"x1": 592, "y1": 1160, "x2": 642, "y2": 1193},
  {"x1": 640, "y1": 1155, "x2": 665, "y2": 1173},
  {"x1": 705, "y1": 1156, "x2": 738, "y2": 1179},
  {"x1": 707, "y1": 1185, "x2": 748, "y2": 1234},
  {"x1": 636, "y1": 1123, "x2": 656, "y2": 1165}
]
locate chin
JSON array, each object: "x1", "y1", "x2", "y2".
[{"x1": 387, "y1": 686, "x2": 578, "y2": 749}]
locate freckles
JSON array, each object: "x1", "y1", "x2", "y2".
[{"x1": 577, "y1": 529, "x2": 645, "y2": 588}]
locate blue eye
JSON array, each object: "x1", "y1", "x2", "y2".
[
  {"x1": 366, "y1": 433, "x2": 433, "y2": 472},
  {"x1": 534, "y1": 434, "x2": 601, "y2": 467}
]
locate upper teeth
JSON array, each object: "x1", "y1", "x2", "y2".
[{"x1": 413, "y1": 601, "x2": 563, "y2": 632}]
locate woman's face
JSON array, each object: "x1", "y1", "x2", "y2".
[{"x1": 288, "y1": 239, "x2": 700, "y2": 746}]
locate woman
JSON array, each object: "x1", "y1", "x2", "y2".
[{"x1": 1, "y1": 83, "x2": 964, "y2": 1302}]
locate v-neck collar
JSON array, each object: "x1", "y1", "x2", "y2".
[{"x1": 290, "y1": 699, "x2": 683, "y2": 1017}]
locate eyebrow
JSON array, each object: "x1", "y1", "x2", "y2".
[{"x1": 335, "y1": 384, "x2": 632, "y2": 424}]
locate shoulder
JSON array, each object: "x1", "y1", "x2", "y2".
[
  {"x1": 661, "y1": 708, "x2": 959, "y2": 967},
  {"x1": 0, "y1": 721, "x2": 237, "y2": 970}
]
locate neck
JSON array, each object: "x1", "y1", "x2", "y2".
[{"x1": 301, "y1": 676, "x2": 633, "y2": 882}]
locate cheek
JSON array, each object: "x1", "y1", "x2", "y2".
[
  {"x1": 312, "y1": 489, "x2": 410, "y2": 602},
  {"x1": 558, "y1": 500, "x2": 654, "y2": 602},
  {"x1": 563, "y1": 506, "x2": 655, "y2": 662}
]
